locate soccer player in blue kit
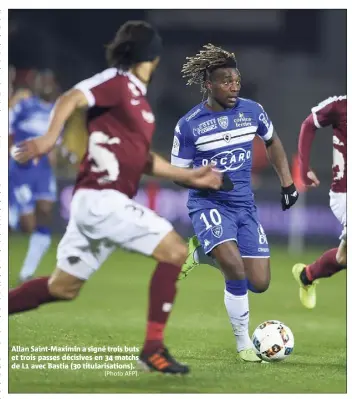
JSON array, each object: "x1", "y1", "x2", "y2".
[
  {"x1": 9, "y1": 70, "x2": 59, "y2": 283},
  {"x1": 171, "y1": 44, "x2": 299, "y2": 362}
]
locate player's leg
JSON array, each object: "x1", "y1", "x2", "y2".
[
  {"x1": 69, "y1": 189, "x2": 188, "y2": 374},
  {"x1": 236, "y1": 208, "x2": 271, "y2": 294},
  {"x1": 210, "y1": 241, "x2": 261, "y2": 362},
  {"x1": 18, "y1": 200, "x2": 54, "y2": 282},
  {"x1": 292, "y1": 192, "x2": 346, "y2": 309},
  {"x1": 9, "y1": 190, "x2": 114, "y2": 314},
  {"x1": 135, "y1": 229, "x2": 189, "y2": 373},
  {"x1": 187, "y1": 206, "x2": 260, "y2": 361},
  {"x1": 18, "y1": 169, "x2": 56, "y2": 282}
]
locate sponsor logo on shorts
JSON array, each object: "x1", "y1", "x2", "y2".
[
  {"x1": 258, "y1": 223, "x2": 268, "y2": 245},
  {"x1": 258, "y1": 247, "x2": 270, "y2": 253},
  {"x1": 212, "y1": 225, "x2": 223, "y2": 238},
  {"x1": 204, "y1": 239, "x2": 211, "y2": 248}
]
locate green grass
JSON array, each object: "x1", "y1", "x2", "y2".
[{"x1": 9, "y1": 235, "x2": 346, "y2": 393}]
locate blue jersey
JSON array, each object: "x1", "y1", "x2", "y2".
[
  {"x1": 171, "y1": 98, "x2": 273, "y2": 258},
  {"x1": 9, "y1": 96, "x2": 57, "y2": 218},
  {"x1": 171, "y1": 98, "x2": 274, "y2": 210},
  {"x1": 9, "y1": 95, "x2": 54, "y2": 169}
]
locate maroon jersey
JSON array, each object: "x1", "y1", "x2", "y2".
[
  {"x1": 311, "y1": 95, "x2": 347, "y2": 193},
  {"x1": 73, "y1": 68, "x2": 155, "y2": 198}
]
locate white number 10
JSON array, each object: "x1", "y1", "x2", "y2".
[{"x1": 200, "y1": 209, "x2": 222, "y2": 229}]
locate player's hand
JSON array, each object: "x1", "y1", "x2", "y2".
[
  {"x1": 187, "y1": 165, "x2": 223, "y2": 190},
  {"x1": 12, "y1": 136, "x2": 55, "y2": 164},
  {"x1": 305, "y1": 170, "x2": 320, "y2": 188},
  {"x1": 281, "y1": 183, "x2": 299, "y2": 211}
]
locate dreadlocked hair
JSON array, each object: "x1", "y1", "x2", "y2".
[{"x1": 181, "y1": 43, "x2": 238, "y2": 93}]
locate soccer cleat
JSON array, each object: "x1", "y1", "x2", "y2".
[
  {"x1": 138, "y1": 347, "x2": 190, "y2": 375},
  {"x1": 178, "y1": 235, "x2": 201, "y2": 280},
  {"x1": 292, "y1": 263, "x2": 318, "y2": 309},
  {"x1": 238, "y1": 348, "x2": 263, "y2": 363}
]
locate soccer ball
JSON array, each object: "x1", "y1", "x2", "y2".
[{"x1": 252, "y1": 320, "x2": 294, "y2": 362}]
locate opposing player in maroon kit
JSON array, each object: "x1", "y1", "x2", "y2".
[
  {"x1": 292, "y1": 95, "x2": 347, "y2": 309},
  {"x1": 9, "y1": 21, "x2": 223, "y2": 374}
]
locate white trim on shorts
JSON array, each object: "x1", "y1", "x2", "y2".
[{"x1": 204, "y1": 238, "x2": 238, "y2": 255}]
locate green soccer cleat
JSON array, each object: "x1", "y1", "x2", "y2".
[
  {"x1": 178, "y1": 235, "x2": 201, "y2": 280},
  {"x1": 292, "y1": 263, "x2": 318, "y2": 309},
  {"x1": 238, "y1": 348, "x2": 263, "y2": 363}
]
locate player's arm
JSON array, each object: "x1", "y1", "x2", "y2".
[
  {"x1": 256, "y1": 105, "x2": 298, "y2": 210},
  {"x1": 13, "y1": 89, "x2": 88, "y2": 163},
  {"x1": 145, "y1": 152, "x2": 222, "y2": 190},
  {"x1": 265, "y1": 131, "x2": 293, "y2": 188},
  {"x1": 13, "y1": 70, "x2": 122, "y2": 164},
  {"x1": 298, "y1": 98, "x2": 338, "y2": 186}
]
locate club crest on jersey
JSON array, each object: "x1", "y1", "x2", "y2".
[
  {"x1": 217, "y1": 116, "x2": 229, "y2": 129},
  {"x1": 223, "y1": 133, "x2": 231, "y2": 143},
  {"x1": 212, "y1": 225, "x2": 223, "y2": 238}
]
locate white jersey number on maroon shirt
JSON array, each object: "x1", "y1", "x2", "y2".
[{"x1": 88, "y1": 131, "x2": 120, "y2": 184}]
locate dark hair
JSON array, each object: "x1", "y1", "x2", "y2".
[
  {"x1": 106, "y1": 20, "x2": 162, "y2": 70},
  {"x1": 181, "y1": 43, "x2": 238, "y2": 93}
]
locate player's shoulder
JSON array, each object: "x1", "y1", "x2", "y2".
[
  {"x1": 237, "y1": 97, "x2": 264, "y2": 112},
  {"x1": 176, "y1": 102, "x2": 206, "y2": 131},
  {"x1": 313, "y1": 95, "x2": 347, "y2": 110}
]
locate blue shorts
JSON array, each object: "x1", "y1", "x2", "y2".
[
  {"x1": 9, "y1": 162, "x2": 57, "y2": 216},
  {"x1": 190, "y1": 202, "x2": 270, "y2": 258}
]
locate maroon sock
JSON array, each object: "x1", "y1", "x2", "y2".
[
  {"x1": 305, "y1": 248, "x2": 344, "y2": 282},
  {"x1": 142, "y1": 262, "x2": 181, "y2": 354},
  {"x1": 9, "y1": 277, "x2": 59, "y2": 315}
]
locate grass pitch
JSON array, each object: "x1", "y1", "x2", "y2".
[{"x1": 9, "y1": 235, "x2": 346, "y2": 393}]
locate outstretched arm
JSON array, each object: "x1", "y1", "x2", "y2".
[
  {"x1": 145, "y1": 152, "x2": 222, "y2": 190},
  {"x1": 14, "y1": 89, "x2": 88, "y2": 163}
]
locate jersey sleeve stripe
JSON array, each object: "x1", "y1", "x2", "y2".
[
  {"x1": 74, "y1": 68, "x2": 118, "y2": 108},
  {"x1": 311, "y1": 95, "x2": 346, "y2": 129},
  {"x1": 311, "y1": 108, "x2": 322, "y2": 129},
  {"x1": 171, "y1": 155, "x2": 192, "y2": 167},
  {"x1": 260, "y1": 123, "x2": 274, "y2": 141},
  {"x1": 74, "y1": 85, "x2": 96, "y2": 107}
]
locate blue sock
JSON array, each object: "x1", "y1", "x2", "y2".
[
  {"x1": 19, "y1": 226, "x2": 52, "y2": 281},
  {"x1": 224, "y1": 279, "x2": 252, "y2": 352},
  {"x1": 225, "y1": 279, "x2": 247, "y2": 296},
  {"x1": 247, "y1": 279, "x2": 260, "y2": 293}
]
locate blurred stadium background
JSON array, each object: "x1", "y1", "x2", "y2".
[
  {"x1": 8, "y1": 9, "x2": 347, "y2": 394},
  {"x1": 9, "y1": 9, "x2": 347, "y2": 249}
]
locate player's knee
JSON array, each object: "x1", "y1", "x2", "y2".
[
  {"x1": 219, "y1": 258, "x2": 246, "y2": 280},
  {"x1": 250, "y1": 279, "x2": 270, "y2": 294},
  {"x1": 168, "y1": 244, "x2": 188, "y2": 266}
]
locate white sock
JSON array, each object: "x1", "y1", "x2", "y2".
[
  {"x1": 19, "y1": 231, "x2": 52, "y2": 281},
  {"x1": 194, "y1": 247, "x2": 219, "y2": 269},
  {"x1": 224, "y1": 290, "x2": 253, "y2": 352}
]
